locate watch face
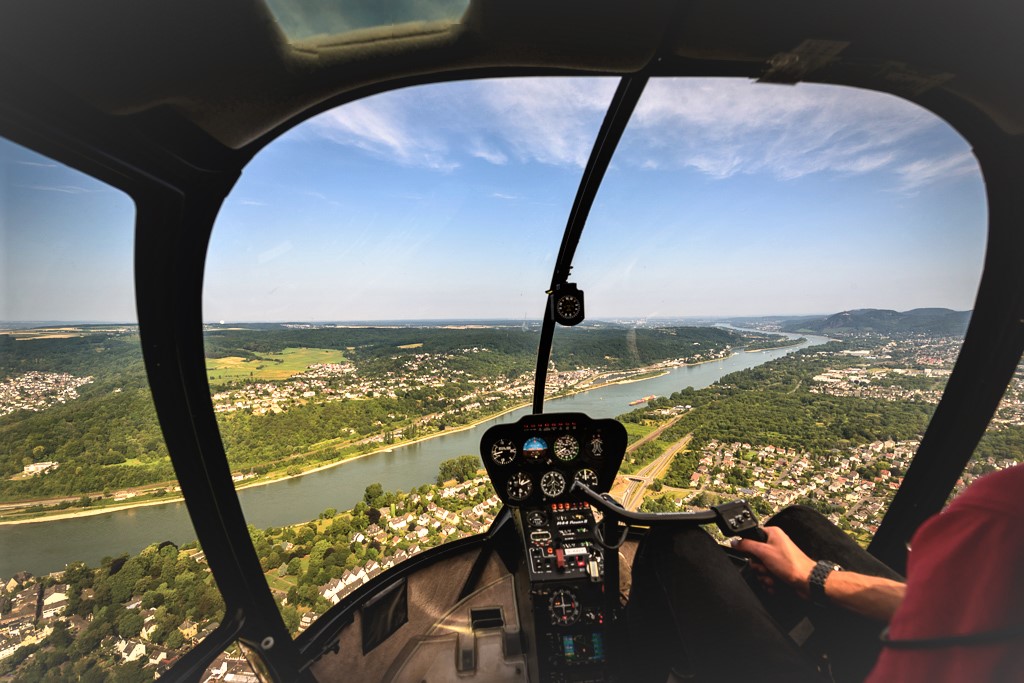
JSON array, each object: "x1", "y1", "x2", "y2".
[{"x1": 556, "y1": 294, "x2": 581, "y2": 321}]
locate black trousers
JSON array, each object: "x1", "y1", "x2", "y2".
[{"x1": 626, "y1": 506, "x2": 903, "y2": 683}]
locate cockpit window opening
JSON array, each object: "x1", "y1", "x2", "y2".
[
  {"x1": 0, "y1": 137, "x2": 226, "y2": 680},
  {"x1": 203, "y1": 77, "x2": 618, "y2": 639}
]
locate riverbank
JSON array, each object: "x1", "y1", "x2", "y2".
[
  {"x1": 744, "y1": 339, "x2": 806, "y2": 353},
  {"x1": 0, "y1": 399, "x2": 530, "y2": 526},
  {"x1": 2, "y1": 339, "x2": 805, "y2": 527},
  {"x1": 0, "y1": 360, "x2": 698, "y2": 525}
]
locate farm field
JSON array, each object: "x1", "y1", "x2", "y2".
[{"x1": 206, "y1": 347, "x2": 346, "y2": 385}]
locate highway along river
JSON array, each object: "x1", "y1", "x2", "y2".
[{"x1": 1, "y1": 333, "x2": 828, "y2": 576}]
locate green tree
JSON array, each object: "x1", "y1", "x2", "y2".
[{"x1": 436, "y1": 455, "x2": 481, "y2": 485}]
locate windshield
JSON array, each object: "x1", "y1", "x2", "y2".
[{"x1": 548, "y1": 78, "x2": 986, "y2": 540}]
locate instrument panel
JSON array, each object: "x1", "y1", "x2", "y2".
[{"x1": 479, "y1": 412, "x2": 626, "y2": 507}]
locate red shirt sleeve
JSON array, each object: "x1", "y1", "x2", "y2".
[{"x1": 867, "y1": 465, "x2": 1024, "y2": 682}]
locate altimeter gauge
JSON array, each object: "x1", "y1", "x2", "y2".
[
  {"x1": 554, "y1": 434, "x2": 580, "y2": 461},
  {"x1": 490, "y1": 438, "x2": 517, "y2": 465},
  {"x1": 574, "y1": 468, "x2": 599, "y2": 489},
  {"x1": 540, "y1": 470, "x2": 567, "y2": 498},
  {"x1": 507, "y1": 471, "x2": 533, "y2": 502}
]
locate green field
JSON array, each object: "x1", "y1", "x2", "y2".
[{"x1": 206, "y1": 347, "x2": 346, "y2": 385}]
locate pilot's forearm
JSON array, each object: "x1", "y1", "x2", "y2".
[{"x1": 818, "y1": 570, "x2": 905, "y2": 622}]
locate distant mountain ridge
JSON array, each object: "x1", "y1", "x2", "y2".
[{"x1": 782, "y1": 308, "x2": 971, "y2": 336}]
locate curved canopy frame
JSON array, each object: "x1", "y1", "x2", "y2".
[{"x1": 2, "y1": 2, "x2": 1024, "y2": 679}]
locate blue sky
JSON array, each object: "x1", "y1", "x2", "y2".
[{"x1": 3, "y1": 77, "x2": 987, "y2": 323}]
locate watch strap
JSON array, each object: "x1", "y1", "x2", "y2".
[{"x1": 808, "y1": 559, "x2": 841, "y2": 605}]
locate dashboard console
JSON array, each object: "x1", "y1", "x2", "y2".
[
  {"x1": 480, "y1": 412, "x2": 626, "y2": 508},
  {"x1": 480, "y1": 414, "x2": 627, "y2": 682}
]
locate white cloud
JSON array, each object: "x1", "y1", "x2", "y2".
[
  {"x1": 471, "y1": 78, "x2": 616, "y2": 167},
  {"x1": 14, "y1": 184, "x2": 96, "y2": 194},
  {"x1": 302, "y1": 77, "x2": 975, "y2": 189},
  {"x1": 469, "y1": 139, "x2": 508, "y2": 165},
  {"x1": 258, "y1": 240, "x2": 293, "y2": 264},
  {"x1": 627, "y1": 79, "x2": 970, "y2": 188},
  {"x1": 15, "y1": 160, "x2": 58, "y2": 168},
  {"x1": 307, "y1": 77, "x2": 615, "y2": 170},
  {"x1": 894, "y1": 151, "x2": 978, "y2": 191},
  {"x1": 309, "y1": 96, "x2": 458, "y2": 171}
]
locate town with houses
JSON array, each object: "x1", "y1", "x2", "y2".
[
  {"x1": 210, "y1": 349, "x2": 536, "y2": 424},
  {"x1": 0, "y1": 371, "x2": 93, "y2": 419}
]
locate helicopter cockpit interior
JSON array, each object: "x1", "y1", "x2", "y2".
[{"x1": 2, "y1": 1, "x2": 1024, "y2": 682}]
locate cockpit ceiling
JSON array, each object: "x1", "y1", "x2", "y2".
[{"x1": 0, "y1": 0, "x2": 1022, "y2": 150}]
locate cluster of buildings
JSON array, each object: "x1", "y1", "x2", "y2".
[
  {"x1": 810, "y1": 366, "x2": 949, "y2": 404},
  {"x1": 211, "y1": 349, "x2": 537, "y2": 418},
  {"x1": 682, "y1": 438, "x2": 919, "y2": 533},
  {"x1": 211, "y1": 362, "x2": 357, "y2": 415},
  {"x1": 0, "y1": 370, "x2": 93, "y2": 417},
  {"x1": 276, "y1": 478, "x2": 502, "y2": 624},
  {"x1": 1, "y1": 558, "x2": 219, "y2": 677}
]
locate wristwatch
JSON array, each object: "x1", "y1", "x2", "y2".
[{"x1": 808, "y1": 559, "x2": 842, "y2": 606}]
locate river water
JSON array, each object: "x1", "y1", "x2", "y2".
[{"x1": 0, "y1": 332, "x2": 828, "y2": 577}]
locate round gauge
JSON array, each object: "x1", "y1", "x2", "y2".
[
  {"x1": 548, "y1": 588, "x2": 580, "y2": 626},
  {"x1": 540, "y1": 470, "x2": 566, "y2": 498},
  {"x1": 526, "y1": 510, "x2": 547, "y2": 528},
  {"x1": 556, "y1": 294, "x2": 582, "y2": 322},
  {"x1": 554, "y1": 434, "x2": 580, "y2": 461},
  {"x1": 590, "y1": 433, "x2": 604, "y2": 457},
  {"x1": 506, "y1": 472, "x2": 533, "y2": 502},
  {"x1": 523, "y1": 436, "x2": 548, "y2": 461},
  {"x1": 490, "y1": 438, "x2": 517, "y2": 465},
  {"x1": 574, "y1": 468, "x2": 599, "y2": 489}
]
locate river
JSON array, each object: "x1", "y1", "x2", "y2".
[{"x1": 0, "y1": 332, "x2": 828, "y2": 577}]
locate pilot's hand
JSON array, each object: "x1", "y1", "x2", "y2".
[{"x1": 733, "y1": 526, "x2": 815, "y2": 599}]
